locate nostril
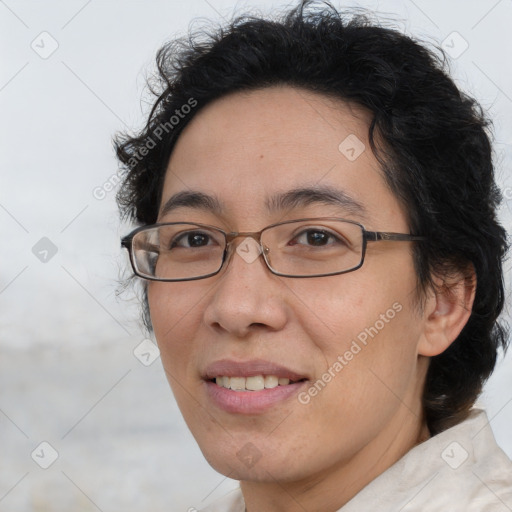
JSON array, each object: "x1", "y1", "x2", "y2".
[{"x1": 249, "y1": 322, "x2": 267, "y2": 329}]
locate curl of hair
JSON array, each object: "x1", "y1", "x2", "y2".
[{"x1": 114, "y1": 0, "x2": 509, "y2": 434}]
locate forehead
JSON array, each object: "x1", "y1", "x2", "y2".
[{"x1": 161, "y1": 86, "x2": 406, "y2": 229}]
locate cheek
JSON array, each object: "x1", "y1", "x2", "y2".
[
  {"x1": 289, "y1": 257, "x2": 422, "y2": 395},
  {"x1": 148, "y1": 282, "x2": 204, "y2": 369},
  {"x1": 288, "y1": 266, "x2": 413, "y2": 348},
  {"x1": 298, "y1": 300, "x2": 423, "y2": 445},
  {"x1": 148, "y1": 284, "x2": 209, "y2": 423}
]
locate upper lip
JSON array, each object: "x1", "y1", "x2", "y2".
[{"x1": 203, "y1": 359, "x2": 309, "y2": 381}]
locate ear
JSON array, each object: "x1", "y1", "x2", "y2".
[{"x1": 418, "y1": 267, "x2": 476, "y2": 357}]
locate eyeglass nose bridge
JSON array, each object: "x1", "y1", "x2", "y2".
[{"x1": 223, "y1": 230, "x2": 271, "y2": 266}]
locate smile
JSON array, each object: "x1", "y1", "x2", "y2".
[
  {"x1": 212, "y1": 375, "x2": 303, "y2": 391},
  {"x1": 203, "y1": 359, "x2": 309, "y2": 413}
]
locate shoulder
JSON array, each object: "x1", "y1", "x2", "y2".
[{"x1": 341, "y1": 409, "x2": 512, "y2": 511}]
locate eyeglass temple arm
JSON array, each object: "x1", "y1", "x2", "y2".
[{"x1": 364, "y1": 231, "x2": 426, "y2": 242}]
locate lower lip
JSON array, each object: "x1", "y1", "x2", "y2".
[{"x1": 204, "y1": 380, "x2": 307, "y2": 414}]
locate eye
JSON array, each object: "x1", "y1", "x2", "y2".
[
  {"x1": 171, "y1": 230, "x2": 217, "y2": 249},
  {"x1": 289, "y1": 228, "x2": 344, "y2": 247}
]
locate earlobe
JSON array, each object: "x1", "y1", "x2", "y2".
[{"x1": 418, "y1": 269, "x2": 476, "y2": 357}]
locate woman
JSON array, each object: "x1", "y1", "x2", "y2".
[{"x1": 115, "y1": 1, "x2": 512, "y2": 510}]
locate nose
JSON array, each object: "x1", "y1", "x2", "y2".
[{"x1": 203, "y1": 237, "x2": 289, "y2": 338}]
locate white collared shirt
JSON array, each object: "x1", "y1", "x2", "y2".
[{"x1": 199, "y1": 409, "x2": 512, "y2": 511}]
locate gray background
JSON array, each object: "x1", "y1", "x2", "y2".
[{"x1": 1, "y1": 0, "x2": 511, "y2": 511}]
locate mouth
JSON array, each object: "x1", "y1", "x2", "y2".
[
  {"x1": 202, "y1": 359, "x2": 309, "y2": 414},
  {"x1": 209, "y1": 375, "x2": 307, "y2": 391}
]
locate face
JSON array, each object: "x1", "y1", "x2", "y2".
[{"x1": 148, "y1": 86, "x2": 431, "y2": 486}]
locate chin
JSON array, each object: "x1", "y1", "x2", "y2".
[{"x1": 196, "y1": 431, "x2": 313, "y2": 483}]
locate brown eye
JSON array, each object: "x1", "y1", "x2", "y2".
[
  {"x1": 169, "y1": 229, "x2": 222, "y2": 249},
  {"x1": 289, "y1": 229, "x2": 344, "y2": 247}
]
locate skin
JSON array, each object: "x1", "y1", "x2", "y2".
[{"x1": 147, "y1": 85, "x2": 474, "y2": 511}]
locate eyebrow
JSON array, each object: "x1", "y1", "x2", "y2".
[
  {"x1": 159, "y1": 190, "x2": 223, "y2": 217},
  {"x1": 159, "y1": 185, "x2": 366, "y2": 219},
  {"x1": 266, "y1": 185, "x2": 366, "y2": 218}
]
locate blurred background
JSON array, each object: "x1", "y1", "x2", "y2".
[{"x1": 1, "y1": 0, "x2": 511, "y2": 510}]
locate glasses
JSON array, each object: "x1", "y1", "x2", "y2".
[{"x1": 121, "y1": 218, "x2": 426, "y2": 282}]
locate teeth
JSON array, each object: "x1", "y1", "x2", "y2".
[
  {"x1": 264, "y1": 375, "x2": 278, "y2": 389},
  {"x1": 246, "y1": 375, "x2": 265, "y2": 391},
  {"x1": 213, "y1": 375, "x2": 297, "y2": 391},
  {"x1": 230, "y1": 377, "x2": 245, "y2": 391}
]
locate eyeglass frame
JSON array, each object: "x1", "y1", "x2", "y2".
[{"x1": 121, "y1": 217, "x2": 426, "y2": 282}]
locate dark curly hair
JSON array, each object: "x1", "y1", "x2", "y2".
[{"x1": 114, "y1": 0, "x2": 509, "y2": 435}]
